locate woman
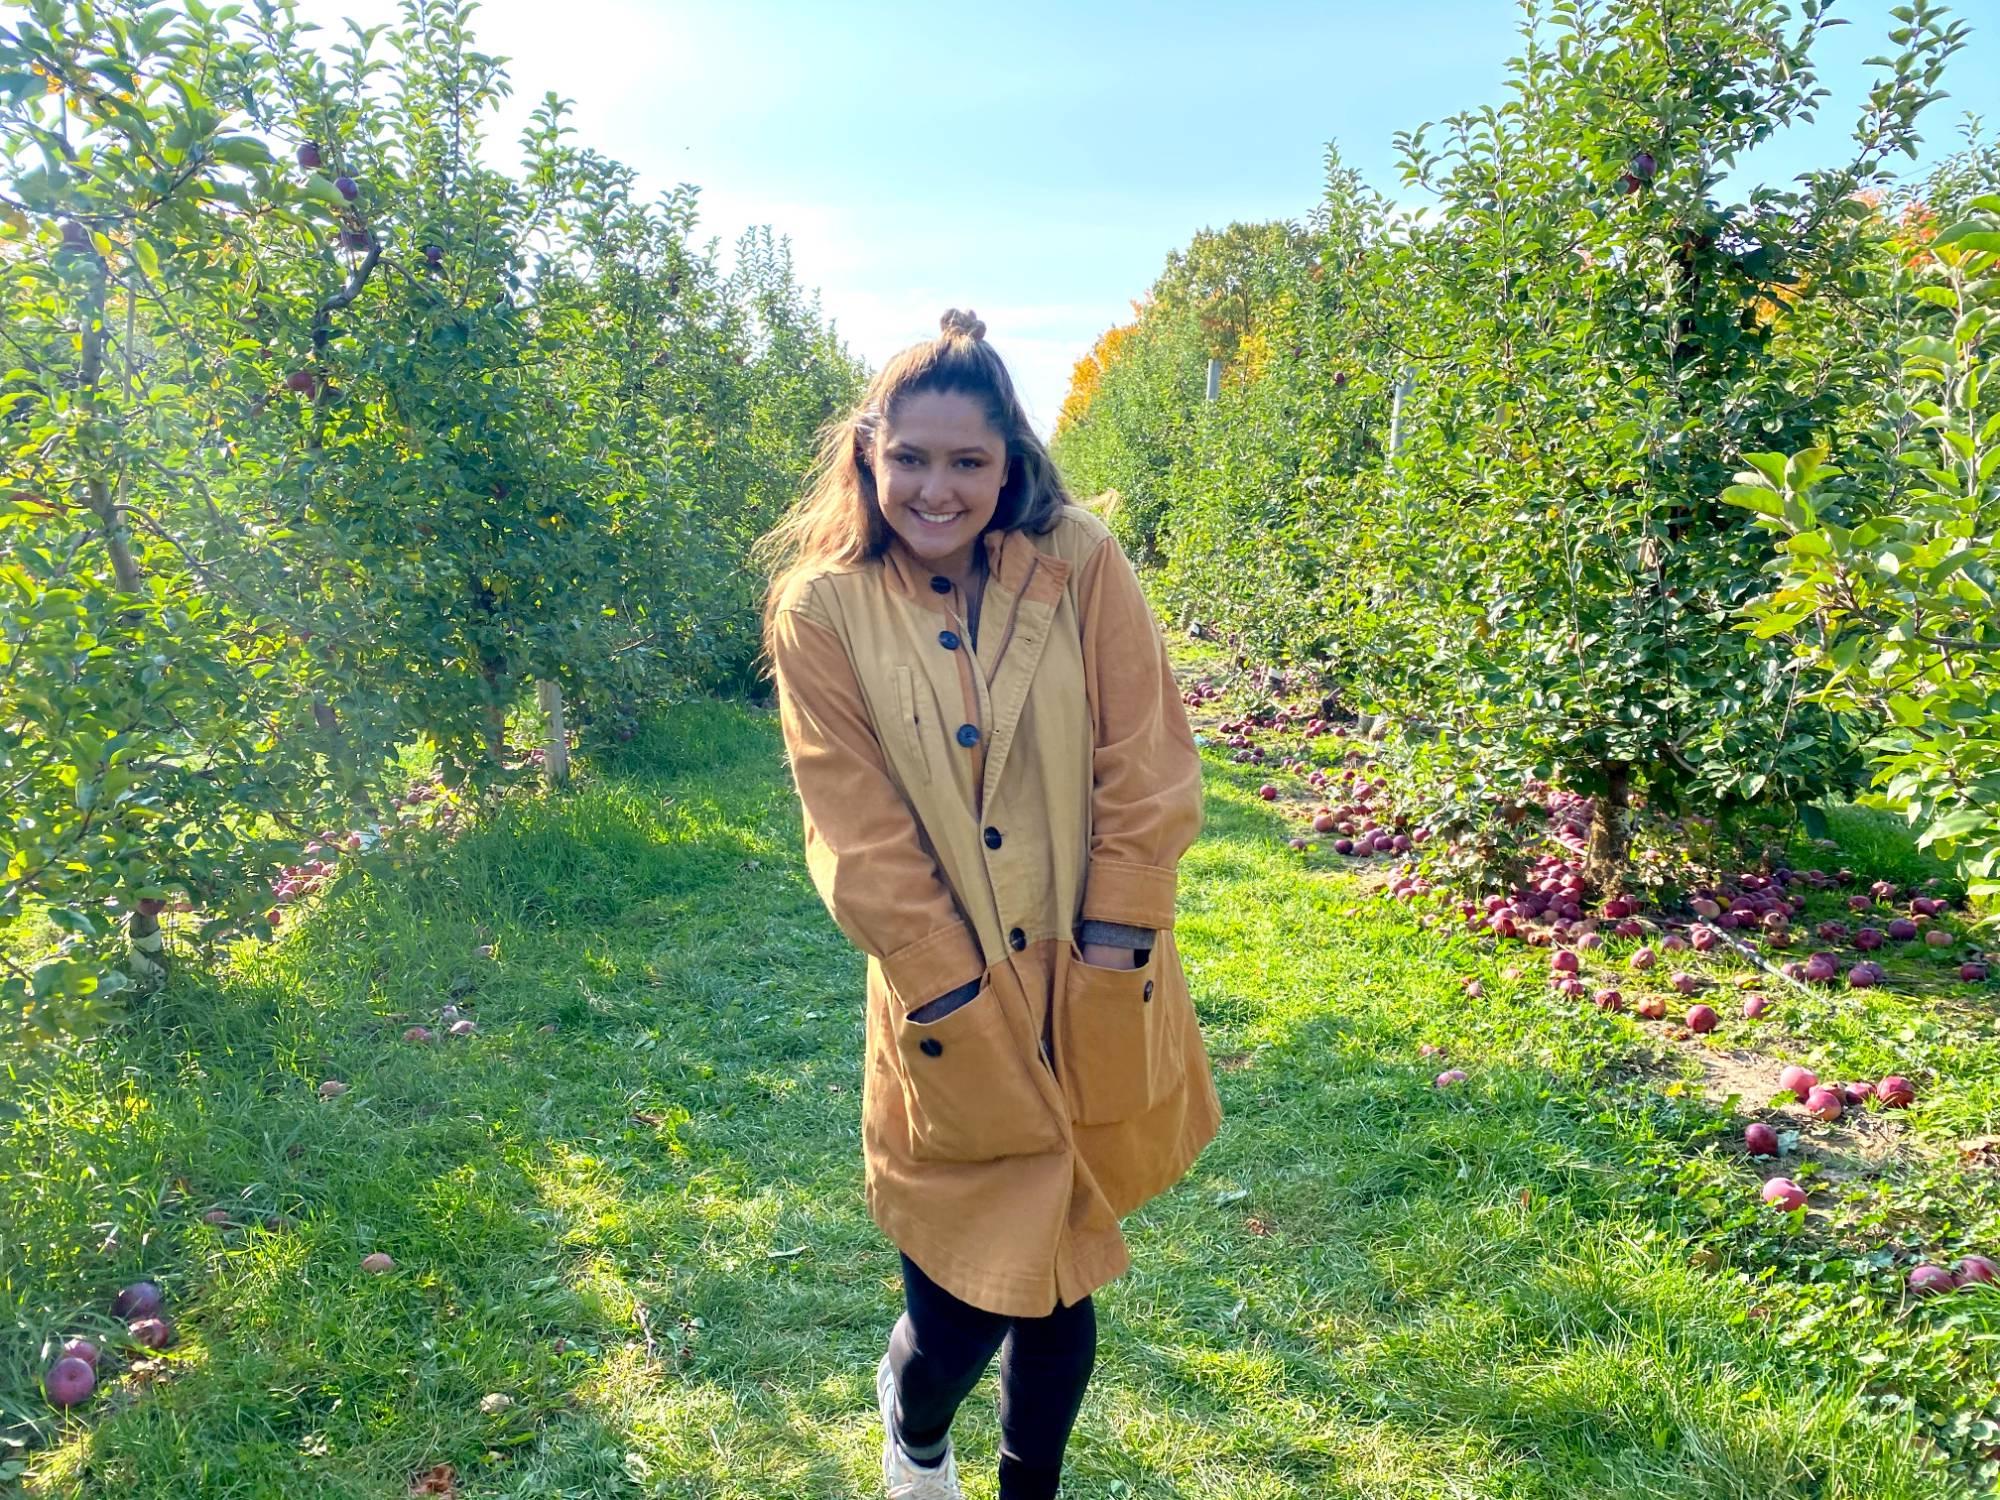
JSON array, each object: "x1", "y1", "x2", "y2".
[{"x1": 756, "y1": 309, "x2": 1222, "y2": 1500}]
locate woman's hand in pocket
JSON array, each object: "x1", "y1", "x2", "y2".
[{"x1": 1078, "y1": 940, "x2": 1140, "y2": 971}]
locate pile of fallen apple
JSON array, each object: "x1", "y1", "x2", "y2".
[{"x1": 39, "y1": 1281, "x2": 174, "y2": 1409}]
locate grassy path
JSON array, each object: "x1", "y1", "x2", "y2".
[{"x1": 1, "y1": 689, "x2": 1981, "y2": 1497}]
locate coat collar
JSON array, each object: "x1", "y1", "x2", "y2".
[{"x1": 880, "y1": 524, "x2": 1063, "y2": 604}]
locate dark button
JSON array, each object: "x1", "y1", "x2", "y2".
[
  {"x1": 984, "y1": 826, "x2": 1003, "y2": 850},
  {"x1": 919, "y1": 1037, "x2": 943, "y2": 1056},
  {"x1": 955, "y1": 723, "x2": 980, "y2": 747},
  {"x1": 938, "y1": 629, "x2": 960, "y2": 650},
  {"x1": 1143, "y1": 980, "x2": 1154, "y2": 1002},
  {"x1": 1009, "y1": 927, "x2": 1026, "y2": 951},
  {"x1": 930, "y1": 576, "x2": 951, "y2": 594}
]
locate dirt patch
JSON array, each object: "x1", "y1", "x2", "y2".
[{"x1": 1696, "y1": 1044, "x2": 1910, "y2": 1183}]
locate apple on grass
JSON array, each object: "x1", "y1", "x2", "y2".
[
  {"x1": 1761, "y1": 1177, "x2": 1807, "y2": 1212},
  {"x1": 44, "y1": 1356, "x2": 95, "y2": 1406}
]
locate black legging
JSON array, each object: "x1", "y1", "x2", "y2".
[{"x1": 886, "y1": 1250, "x2": 1098, "y2": 1499}]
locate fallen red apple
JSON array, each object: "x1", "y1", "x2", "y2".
[
  {"x1": 403, "y1": 1026, "x2": 434, "y2": 1043},
  {"x1": 1742, "y1": 994, "x2": 1769, "y2": 1019},
  {"x1": 448, "y1": 1019, "x2": 476, "y2": 1037},
  {"x1": 1592, "y1": 988, "x2": 1624, "y2": 1011},
  {"x1": 1778, "y1": 1064, "x2": 1818, "y2": 1101},
  {"x1": 1843, "y1": 1080, "x2": 1875, "y2": 1105},
  {"x1": 1551, "y1": 950, "x2": 1580, "y2": 974},
  {"x1": 44, "y1": 1355, "x2": 95, "y2": 1407},
  {"x1": 1258, "y1": 783, "x2": 1278, "y2": 801},
  {"x1": 127, "y1": 1316, "x2": 173, "y2": 1350},
  {"x1": 1908, "y1": 1264, "x2": 1957, "y2": 1295},
  {"x1": 1925, "y1": 929, "x2": 1954, "y2": 949},
  {"x1": 1630, "y1": 947, "x2": 1658, "y2": 972},
  {"x1": 112, "y1": 1281, "x2": 162, "y2": 1320},
  {"x1": 1434, "y1": 1069, "x2": 1468, "y2": 1088},
  {"x1": 1956, "y1": 1255, "x2": 1998, "y2": 1286},
  {"x1": 1876, "y1": 1075, "x2": 1915, "y2": 1108},
  {"x1": 1671, "y1": 972, "x2": 1701, "y2": 995},
  {"x1": 1965, "y1": 962, "x2": 1991, "y2": 982},
  {"x1": 1804, "y1": 1086, "x2": 1844, "y2": 1122},
  {"x1": 1761, "y1": 1177, "x2": 1807, "y2": 1211},
  {"x1": 1687, "y1": 1004, "x2": 1718, "y2": 1033},
  {"x1": 360, "y1": 1252, "x2": 396, "y2": 1274},
  {"x1": 1312, "y1": 812, "x2": 1337, "y2": 833},
  {"x1": 1854, "y1": 927, "x2": 1885, "y2": 950},
  {"x1": 318, "y1": 1080, "x2": 349, "y2": 1100},
  {"x1": 1635, "y1": 995, "x2": 1667, "y2": 1020},
  {"x1": 1661, "y1": 934, "x2": 1690, "y2": 953},
  {"x1": 1887, "y1": 918, "x2": 1919, "y2": 941},
  {"x1": 1745, "y1": 1122, "x2": 1779, "y2": 1156},
  {"x1": 59, "y1": 1338, "x2": 99, "y2": 1368},
  {"x1": 1847, "y1": 963, "x2": 1881, "y2": 988}
]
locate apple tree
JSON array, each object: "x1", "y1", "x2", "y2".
[{"x1": 1725, "y1": 196, "x2": 2000, "y2": 918}]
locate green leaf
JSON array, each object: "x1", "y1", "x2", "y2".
[
  {"x1": 1886, "y1": 694, "x2": 1927, "y2": 728},
  {"x1": 207, "y1": 134, "x2": 274, "y2": 169},
  {"x1": 1722, "y1": 484, "x2": 1783, "y2": 517}
]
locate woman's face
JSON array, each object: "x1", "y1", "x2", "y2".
[{"x1": 873, "y1": 390, "x2": 1009, "y2": 577}]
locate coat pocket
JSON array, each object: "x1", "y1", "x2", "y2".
[
  {"x1": 891, "y1": 971, "x2": 1060, "y2": 1164},
  {"x1": 893, "y1": 665, "x2": 932, "y2": 785},
  {"x1": 1058, "y1": 940, "x2": 1185, "y2": 1127}
]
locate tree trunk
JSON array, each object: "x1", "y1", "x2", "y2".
[
  {"x1": 1585, "y1": 760, "x2": 1632, "y2": 894},
  {"x1": 537, "y1": 680, "x2": 570, "y2": 788}
]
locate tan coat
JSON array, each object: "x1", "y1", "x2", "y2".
[{"x1": 768, "y1": 503, "x2": 1222, "y2": 1317}]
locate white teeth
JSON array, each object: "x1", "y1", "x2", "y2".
[{"x1": 916, "y1": 510, "x2": 960, "y2": 524}]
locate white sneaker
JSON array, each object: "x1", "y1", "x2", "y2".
[{"x1": 877, "y1": 1350, "x2": 965, "y2": 1499}]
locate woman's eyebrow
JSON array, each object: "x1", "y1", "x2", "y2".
[{"x1": 887, "y1": 440, "x2": 993, "y2": 456}]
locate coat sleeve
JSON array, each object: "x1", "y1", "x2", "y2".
[
  {"x1": 1076, "y1": 531, "x2": 1204, "y2": 931},
  {"x1": 770, "y1": 584, "x2": 986, "y2": 1005}
]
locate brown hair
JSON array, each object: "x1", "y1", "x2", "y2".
[{"x1": 753, "y1": 308, "x2": 1073, "y2": 662}]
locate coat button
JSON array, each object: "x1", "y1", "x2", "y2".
[
  {"x1": 938, "y1": 629, "x2": 960, "y2": 650},
  {"x1": 1009, "y1": 927, "x2": 1026, "y2": 951},
  {"x1": 956, "y1": 723, "x2": 980, "y2": 747},
  {"x1": 1143, "y1": 980, "x2": 1154, "y2": 1001},
  {"x1": 919, "y1": 1037, "x2": 943, "y2": 1056},
  {"x1": 930, "y1": 576, "x2": 951, "y2": 593},
  {"x1": 984, "y1": 826, "x2": 1003, "y2": 850}
]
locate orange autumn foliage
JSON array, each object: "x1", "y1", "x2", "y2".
[{"x1": 1056, "y1": 318, "x2": 1139, "y2": 435}]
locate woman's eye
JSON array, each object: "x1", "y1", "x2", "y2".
[
  {"x1": 956, "y1": 458, "x2": 983, "y2": 469},
  {"x1": 895, "y1": 453, "x2": 919, "y2": 466}
]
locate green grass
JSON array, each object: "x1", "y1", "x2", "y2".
[{"x1": 1, "y1": 692, "x2": 1993, "y2": 1497}]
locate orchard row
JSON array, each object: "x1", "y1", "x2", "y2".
[
  {"x1": 1, "y1": 0, "x2": 863, "y2": 1038},
  {"x1": 1062, "y1": 0, "x2": 1997, "y2": 920}
]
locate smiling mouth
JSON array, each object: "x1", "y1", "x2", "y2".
[{"x1": 913, "y1": 509, "x2": 962, "y2": 526}]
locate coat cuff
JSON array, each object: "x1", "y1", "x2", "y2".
[
  {"x1": 1081, "y1": 858, "x2": 1178, "y2": 930},
  {"x1": 882, "y1": 923, "x2": 986, "y2": 1008},
  {"x1": 1077, "y1": 918, "x2": 1156, "y2": 949}
]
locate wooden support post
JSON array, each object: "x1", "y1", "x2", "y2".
[{"x1": 537, "y1": 680, "x2": 570, "y2": 788}]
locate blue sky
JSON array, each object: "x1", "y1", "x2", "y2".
[{"x1": 295, "y1": 0, "x2": 1999, "y2": 434}]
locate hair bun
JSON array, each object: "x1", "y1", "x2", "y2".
[{"x1": 939, "y1": 308, "x2": 986, "y2": 342}]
